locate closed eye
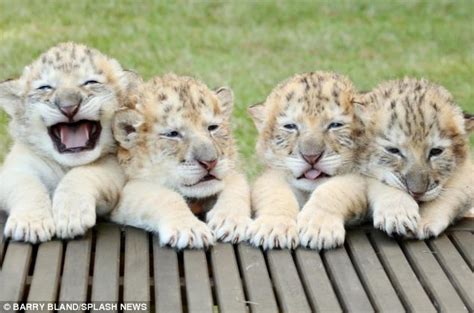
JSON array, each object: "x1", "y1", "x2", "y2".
[
  {"x1": 83, "y1": 80, "x2": 100, "y2": 86},
  {"x1": 37, "y1": 85, "x2": 53, "y2": 91}
]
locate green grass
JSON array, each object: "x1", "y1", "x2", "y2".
[{"x1": 0, "y1": 0, "x2": 473, "y2": 177}]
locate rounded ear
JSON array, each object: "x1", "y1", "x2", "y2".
[
  {"x1": 0, "y1": 78, "x2": 22, "y2": 117},
  {"x1": 247, "y1": 102, "x2": 265, "y2": 132},
  {"x1": 121, "y1": 69, "x2": 143, "y2": 93},
  {"x1": 463, "y1": 111, "x2": 474, "y2": 133},
  {"x1": 214, "y1": 87, "x2": 234, "y2": 118},
  {"x1": 112, "y1": 109, "x2": 144, "y2": 149}
]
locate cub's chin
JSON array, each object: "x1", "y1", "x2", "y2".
[{"x1": 179, "y1": 177, "x2": 224, "y2": 199}]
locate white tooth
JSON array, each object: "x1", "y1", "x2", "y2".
[
  {"x1": 54, "y1": 127, "x2": 60, "y2": 138},
  {"x1": 91, "y1": 124, "x2": 97, "y2": 133}
]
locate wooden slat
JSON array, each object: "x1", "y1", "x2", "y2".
[
  {"x1": 0, "y1": 242, "x2": 32, "y2": 302},
  {"x1": 295, "y1": 248, "x2": 341, "y2": 313},
  {"x1": 370, "y1": 231, "x2": 436, "y2": 312},
  {"x1": 266, "y1": 250, "x2": 311, "y2": 313},
  {"x1": 153, "y1": 236, "x2": 182, "y2": 313},
  {"x1": 322, "y1": 246, "x2": 374, "y2": 312},
  {"x1": 237, "y1": 244, "x2": 278, "y2": 313},
  {"x1": 210, "y1": 243, "x2": 246, "y2": 313},
  {"x1": 450, "y1": 232, "x2": 473, "y2": 269},
  {"x1": 346, "y1": 231, "x2": 404, "y2": 312},
  {"x1": 91, "y1": 224, "x2": 121, "y2": 307},
  {"x1": 402, "y1": 239, "x2": 468, "y2": 312},
  {"x1": 183, "y1": 250, "x2": 213, "y2": 313},
  {"x1": 58, "y1": 232, "x2": 92, "y2": 307},
  {"x1": 26, "y1": 241, "x2": 63, "y2": 306},
  {"x1": 123, "y1": 228, "x2": 150, "y2": 307},
  {"x1": 447, "y1": 218, "x2": 474, "y2": 231},
  {"x1": 428, "y1": 235, "x2": 474, "y2": 310}
]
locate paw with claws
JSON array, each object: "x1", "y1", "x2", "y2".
[
  {"x1": 52, "y1": 191, "x2": 96, "y2": 239},
  {"x1": 246, "y1": 216, "x2": 299, "y2": 249},
  {"x1": 159, "y1": 216, "x2": 214, "y2": 249},
  {"x1": 297, "y1": 209, "x2": 345, "y2": 250},
  {"x1": 373, "y1": 197, "x2": 420, "y2": 236},
  {"x1": 207, "y1": 210, "x2": 250, "y2": 244},
  {"x1": 416, "y1": 217, "x2": 449, "y2": 240},
  {"x1": 5, "y1": 210, "x2": 56, "y2": 243}
]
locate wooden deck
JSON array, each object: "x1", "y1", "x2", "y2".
[{"x1": 0, "y1": 214, "x2": 472, "y2": 313}]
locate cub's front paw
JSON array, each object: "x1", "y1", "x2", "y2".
[
  {"x1": 297, "y1": 210, "x2": 345, "y2": 250},
  {"x1": 246, "y1": 216, "x2": 299, "y2": 249},
  {"x1": 53, "y1": 192, "x2": 96, "y2": 239},
  {"x1": 207, "y1": 210, "x2": 251, "y2": 244},
  {"x1": 373, "y1": 198, "x2": 419, "y2": 236},
  {"x1": 5, "y1": 210, "x2": 55, "y2": 243},
  {"x1": 416, "y1": 218, "x2": 449, "y2": 240},
  {"x1": 159, "y1": 216, "x2": 214, "y2": 249}
]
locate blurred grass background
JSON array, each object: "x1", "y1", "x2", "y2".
[{"x1": 0, "y1": 0, "x2": 473, "y2": 177}]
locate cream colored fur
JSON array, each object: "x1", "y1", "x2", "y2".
[
  {"x1": 110, "y1": 74, "x2": 250, "y2": 249},
  {"x1": 0, "y1": 43, "x2": 134, "y2": 242},
  {"x1": 247, "y1": 72, "x2": 364, "y2": 249}
]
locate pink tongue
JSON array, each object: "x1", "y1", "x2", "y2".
[
  {"x1": 60, "y1": 124, "x2": 90, "y2": 149},
  {"x1": 304, "y1": 169, "x2": 321, "y2": 180}
]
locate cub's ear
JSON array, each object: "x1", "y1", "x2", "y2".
[
  {"x1": 113, "y1": 109, "x2": 144, "y2": 149},
  {"x1": 215, "y1": 87, "x2": 234, "y2": 118},
  {"x1": 464, "y1": 111, "x2": 474, "y2": 133},
  {"x1": 247, "y1": 102, "x2": 265, "y2": 132},
  {"x1": 121, "y1": 69, "x2": 144, "y2": 93},
  {"x1": 0, "y1": 78, "x2": 22, "y2": 117}
]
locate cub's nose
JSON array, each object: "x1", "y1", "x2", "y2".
[
  {"x1": 198, "y1": 159, "x2": 218, "y2": 171},
  {"x1": 302, "y1": 153, "x2": 322, "y2": 165},
  {"x1": 59, "y1": 104, "x2": 80, "y2": 119}
]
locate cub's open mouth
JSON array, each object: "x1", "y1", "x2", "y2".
[
  {"x1": 298, "y1": 168, "x2": 331, "y2": 181},
  {"x1": 184, "y1": 174, "x2": 219, "y2": 187},
  {"x1": 48, "y1": 120, "x2": 101, "y2": 153}
]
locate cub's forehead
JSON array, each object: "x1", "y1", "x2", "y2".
[
  {"x1": 371, "y1": 79, "x2": 465, "y2": 140},
  {"x1": 139, "y1": 76, "x2": 221, "y2": 122},
  {"x1": 23, "y1": 42, "x2": 121, "y2": 81},
  {"x1": 267, "y1": 72, "x2": 355, "y2": 117}
]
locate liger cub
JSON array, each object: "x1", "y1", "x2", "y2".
[
  {"x1": 0, "y1": 42, "x2": 137, "y2": 242},
  {"x1": 247, "y1": 71, "x2": 366, "y2": 249},
  {"x1": 360, "y1": 78, "x2": 473, "y2": 239},
  {"x1": 111, "y1": 74, "x2": 251, "y2": 249}
]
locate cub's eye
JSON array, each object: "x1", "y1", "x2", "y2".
[
  {"x1": 429, "y1": 148, "x2": 444, "y2": 158},
  {"x1": 283, "y1": 123, "x2": 298, "y2": 130},
  {"x1": 163, "y1": 131, "x2": 181, "y2": 138},
  {"x1": 328, "y1": 122, "x2": 344, "y2": 129},
  {"x1": 37, "y1": 85, "x2": 53, "y2": 91},
  {"x1": 208, "y1": 124, "x2": 219, "y2": 132},
  {"x1": 385, "y1": 147, "x2": 402, "y2": 155},
  {"x1": 83, "y1": 80, "x2": 100, "y2": 86}
]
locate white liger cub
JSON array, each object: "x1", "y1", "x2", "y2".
[
  {"x1": 0, "y1": 42, "x2": 136, "y2": 242},
  {"x1": 110, "y1": 74, "x2": 251, "y2": 249},
  {"x1": 247, "y1": 72, "x2": 366, "y2": 249},
  {"x1": 360, "y1": 78, "x2": 473, "y2": 239}
]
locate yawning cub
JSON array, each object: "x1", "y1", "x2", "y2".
[{"x1": 0, "y1": 42, "x2": 137, "y2": 242}]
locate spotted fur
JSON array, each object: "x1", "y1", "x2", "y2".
[
  {"x1": 0, "y1": 42, "x2": 135, "y2": 242},
  {"x1": 247, "y1": 71, "x2": 365, "y2": 249},
  {"x1": 111, "y1": 74, "x2": 250, "y2": 249},
  {"x1": 361, "y1": 78, "x2": 473, "y2": 239}
]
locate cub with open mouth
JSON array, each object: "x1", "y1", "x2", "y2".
[
  {"x1": 0, "y1": 42, "x2": 138, "y2": 242},
  {"x1": 247, "y1": 71, "x2": 366, "y2": 249},
  {"x1": 110, "y1": 74, "x2": 250, "y2": 249}
]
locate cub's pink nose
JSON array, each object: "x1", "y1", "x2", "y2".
[
  {"x1": 59, "y1": 104, "x2": 80, "y2": 119},
  {"x1": 198, "y1": 159, "x2": 217, "y2": 171},
  {"x1": 302, "y1": 153, "x2": 321, "y2": 165}
]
